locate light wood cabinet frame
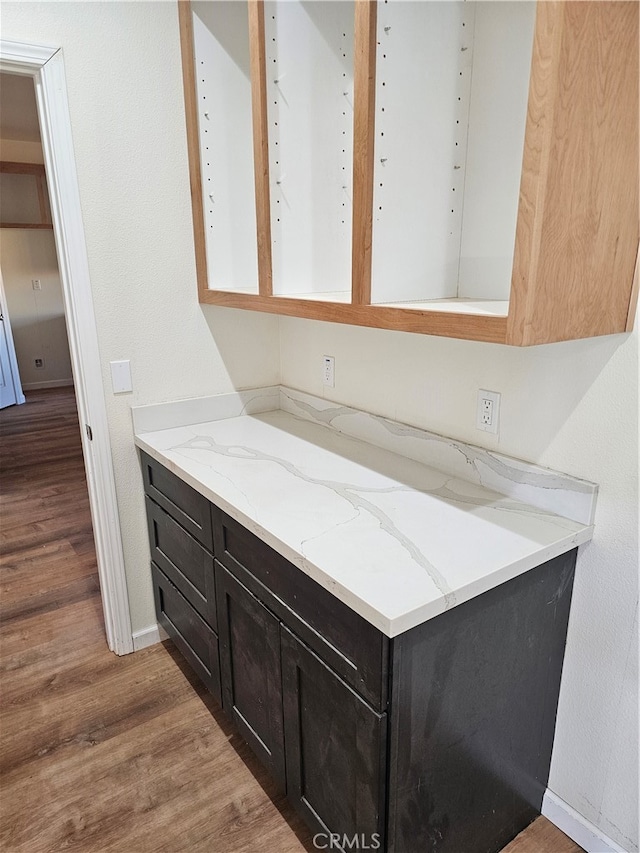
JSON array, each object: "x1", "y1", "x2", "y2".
[
  {"x1": 248, "y1": 0, "x2": 273, "y2": 297},
  {"x1": 179, "y1": 0, "x2": 638, "y2": 346},
  {"x1": 351, "y1": 0, "x2": 377, "y2": 308},
  {"x1": 178, "y1": 1, "x2": 208, "y2": 301},
  {"x1": 508, "y1": 1, "x2": 639, "y2": 345}
]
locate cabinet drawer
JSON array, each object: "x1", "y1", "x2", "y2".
[
  {"x1": 146, "y1": 496, "x2": 217, "y2": 630},
  {"x1": 152, "y1": 563, "x2": 221, "y2": 702},
  {"x1": 213, "y1": 507, "x2": 389, "y2": 711},
  {"x1": 141, "y1": 451, "x2": 213, "y2": 550}
]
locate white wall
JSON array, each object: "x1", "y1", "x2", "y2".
[
  {"x1": 279, "y1": 317, "x2": 639, "y2": 852},
  {"x1": 0, "y1": 229, "x2": 72, "y2": 387},
  {"x1": 2, "y1": 1, "x2": 281, "y2": 635}
]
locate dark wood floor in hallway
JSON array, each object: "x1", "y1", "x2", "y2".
[{"x1": 0, "y1": 388, "x2": 584, "y2": 853}]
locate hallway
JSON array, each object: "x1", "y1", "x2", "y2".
[
  {"x1": 0, "y1": 389, "x2": 583, "y2": 853},
  {"x1": 0, "y1": 388, "x2": 101, "y2": 632}
]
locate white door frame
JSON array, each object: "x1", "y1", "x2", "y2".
[{"x1": 1, "y1": 39, "x2": 133, "y2": 655}]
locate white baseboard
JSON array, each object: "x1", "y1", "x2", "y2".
[
  {"x1": 132, "y1": 623, "x2": 168, "y2": 651},
  {"x1": 543, "y1": 790, "x2": 631, "y2": 853},
  {"x1": 22, "y1": 378, "x2": 74, "y2": 390}
]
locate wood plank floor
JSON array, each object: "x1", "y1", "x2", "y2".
[{"x1": 0, "y1": 388, "x2": 585, "y2": 853}]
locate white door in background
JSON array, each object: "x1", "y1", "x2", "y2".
[
  {"x1": 0, "y1": 273, "x2": 24, "y2": 410},
  {"x1": 0, "y1": 311, "x2": 19, "y2": 408},
  {"x1": 0, "y1": 314, "x2": 18, "y2": 409}
]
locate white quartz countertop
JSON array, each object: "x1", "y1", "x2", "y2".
[{"x1": 134, "y1": 389, "x2": 595, "y2": 637}]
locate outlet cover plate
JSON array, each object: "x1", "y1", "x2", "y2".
[
  {"x1": 476, "y1": 389, "x2": 500, "y2": 435},
  {"x1": 323, "y1": 355, "x2": 335, "y2": 388}
]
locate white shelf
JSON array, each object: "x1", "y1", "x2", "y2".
[
  {"x1": 273, "y1": 290, "x2": 351, "y2": 303},
  {"x1": 375, "y1": 299, "x2": 509, "y2": 317},
  {"x1": 207, "y1": 286, "x2": 258, "y2": 295}
]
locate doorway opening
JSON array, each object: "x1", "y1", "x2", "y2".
[
  {"x1": 1, "y1": 72, "x2": 73, "y2": 403},
  {"x1": 0, "y1": 40, "x2": 132, "y2": 654}
]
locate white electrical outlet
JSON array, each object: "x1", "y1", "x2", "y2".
[
  {"x1": 476, "y1": 389, "x2": 500, "y2": 435},
  {"x1": 323, "y1": 355, "x2": 335, "y2": 387},
  {"x1": 32, "y1": 279, "x2": 42, "y2": 291}
]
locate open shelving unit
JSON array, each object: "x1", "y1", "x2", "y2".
[{"x1": 180, "y1": 0, "x2": 639, "y2": 346}]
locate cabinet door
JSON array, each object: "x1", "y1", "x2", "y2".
[
  {"x1": 281, "y1": 626, "x2": 387, "y2": 847},
  {"x1": 215, "y1": 562, "x2": 285, "y2": 787},
  {"x1": 214, "y1": 506, "x2": 389, "y2": 711}
]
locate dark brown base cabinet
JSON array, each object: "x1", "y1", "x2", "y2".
[{"x1": 140, "y1": 451, "x2": 577, "y2": 853}]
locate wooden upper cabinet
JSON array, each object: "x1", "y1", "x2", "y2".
[
  {"x1": 509, "y1": 1, "x2": 639, "y2": 345},
  {"x1": 179, "y1": 0, "x2": 639, "y2": 346}
]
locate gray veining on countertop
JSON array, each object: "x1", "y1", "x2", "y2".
[
  {"x1": 133, "y1": 386, "x2": 596, "y2": 637},
  {"x1": 279, "y1": 387, "x2": 597, "y2": 525}
]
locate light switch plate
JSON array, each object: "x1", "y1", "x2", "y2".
[{"x1": 110, "y1": 360, "x2": 132, "y2": 394}]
